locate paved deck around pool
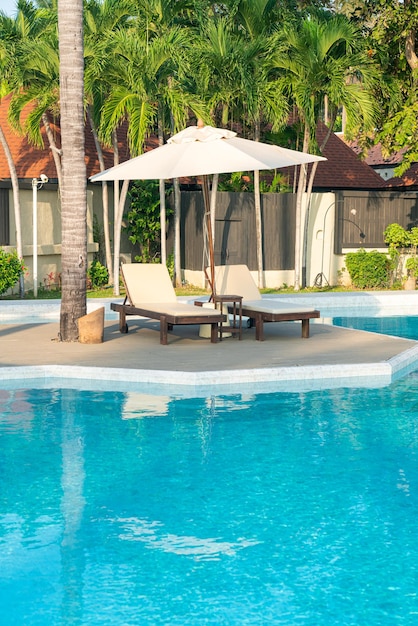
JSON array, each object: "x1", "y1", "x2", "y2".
[{"x1": 1, "y1": 300, "x2": 418, "y2": 393}]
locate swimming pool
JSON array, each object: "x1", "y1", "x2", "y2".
[
  {"x1": 2, "y1": 380, "x2": 418, "y2": 625},
  {"x1": 334, "y1": 315, "x2": 418, "y2": 340}
]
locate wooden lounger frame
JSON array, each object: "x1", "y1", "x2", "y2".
[
  {"x1": 210, "y1": 264, "x2": 320, "y2": 341},
  {"x1": 111, "y1": 300, "x2": 225, "y2": 345},
  {"x1": 238, "y1": 305, "x2": 320, "y2": 341}
]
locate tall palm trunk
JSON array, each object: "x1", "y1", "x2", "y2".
[
  {"x1": 294, "y1": 123, "x2": 310, "y2": 291},
  {"x1": 0, "y1": 123, "x2": 24, "y2": 297},
  {"x1": 42, "y1": 113, "x2": 63, "y2": 191},
  {"x1": 87, "y1": 106, "x2": 113, "y2": 284},
  {"x1": 112, "y1": 131, "x2": 121, "y2": 294},
  {"x1": 173, "y1": 178, "x2": 181, "y2": 287},
  {"x1": 58, "y1": 0, "x2": 87, "y2": 341},
  {"x1": 158, "y1": 111, "x2": 167, "y2": 266},
  {"x1": 113, "y1": 179, "x2": 129, "y2": 297},
  {"x1": 210, "y1": 173, "x2": 218, "y2": 259},
  {"x1": 301, "y1": 119, "x2": 335, "y2": 287},
  {"x1": 254, "y1": 120, "x2": 264, "y2": 288}
]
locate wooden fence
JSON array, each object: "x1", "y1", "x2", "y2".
[
  {"x1": 0, "y1": 189, "x2": 9, "y2": 245},
  {"x1": 174, "y1": 189, "x2": 418, "y2": 271}
]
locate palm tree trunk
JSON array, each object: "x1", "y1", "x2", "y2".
[
  {"x1": 42, "y1": 113, "x2": 63, "y2": 191},
  {"x1": 58, "y1": 0, "x2": 87, "y2": 341},
  {"x1": 210, "y1": 173, "x2": 218, "y2": 257},
  {"x1": 254, "y1": 170, "x2": 264, "y2": 288},
  {"x1": 254, "y1": 120, "x2": 264, "y2": 288},
  {"x1": 405, "y1": 0, "x2": 418, "y2": 72},
  {"x1": 0, "y1": 123, "x2": 24, "y2": 297},
  {"x1": 158, "y1": 113, "x2": 167, "y2": 266},
  {"x1": 173, "y1": 178, "x2": 181, "y2": 287},
  {"x1": 301, "y1": 160, "x2": 318, "y2": 288},
  {"x1": 113, "y1": 179, "x2": 129, "y2": 297},
  {"x1": 87, "y1": 106, "x2": 113, "y2": 284},
  {"x1": 301, "y1": 118, "x2": 336, "y2": 286},
  {"x1": 112, "y1": 131, "x2": 120, "y2": 294},
  {"x1": 294, "y1": 124, "x2": 310, "y2": 291}
]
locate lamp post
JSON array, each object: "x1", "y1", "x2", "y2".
[
  {"x1": 32, "y1": 175, "x2": 48, "y2": 297},
  {"x1": 341, "y1": 209, "x2": 366, "y2": 243}
]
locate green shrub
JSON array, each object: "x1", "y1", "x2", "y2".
[
  {"x1": 406, "y1": 256, "x2": 418, "y2": 278},
  {"x1": 383, "y1": 223, "x2": 410, "y2": 249},
  {"x1": 0, "y1": 249, "x2": 25, "y2": 295},
  {"x1": 345, "y1": 249, "x2": 391, "y2": 289},
  {"x1": 87, "y1": 260, "x2": 109, "y2": 289}
]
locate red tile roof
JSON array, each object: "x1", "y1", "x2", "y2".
[
  {"x1": 345, "y1": 139, "x2": 407, "y2": 167},
  {"x1": 0, "y1": 100, "x2": 387, "y2": 191},
  {"x1": 344, "y1": 136, "x2": 418, "y2": 189},
  {"x1": 313, "y1": 124, "x2": 385, "y2": 189},
  {"x1": 0, "y1": 94, "x2": 129, "y2": 181},
  {"x1": 384, "y1": 163, "x2": 418, "y2": 189},
  {"x1": 276, "y1": 123, "x2": 385, "y2": 190}
]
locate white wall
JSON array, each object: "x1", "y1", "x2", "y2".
[{"x1": 7, "y1": 186, "x2": 98, "y2": 292}]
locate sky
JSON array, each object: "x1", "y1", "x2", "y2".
[{"x1": 0, "y1": 0, "x2": 17, "y2": 17}]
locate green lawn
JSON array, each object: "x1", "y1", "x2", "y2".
[{"x1": 0, "y1": 282, "x2": 403, "y2": 301}]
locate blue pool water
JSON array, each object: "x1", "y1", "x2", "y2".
[
  {"x1": 333, "y1": 315, "x2": 418, "y2": 340},
  {"x1": 2, "y1": 381, "x2": 418, "y2": 624}
]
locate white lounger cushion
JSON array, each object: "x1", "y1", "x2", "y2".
[
  {"x1": 123, "y1": 263, "x2": 177, "y2": 304},
  {"x1": 241, "y1": 299, "x2": 317, "y2": 314},
  {"x1": 122, "y1": 264, "x2": 221, "y2": 318},
  {"x1": 131, "y1": 302, "x2": 222, "y2": 318},
  {"x1": 213, "y1": 264, "x2": 261, "y2": 300},
  {"x1": 212, "y1": 265, "x2": 316, "y2": 312}
]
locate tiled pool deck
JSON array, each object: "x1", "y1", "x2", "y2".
[{"x1": 1, "y1": 291, "x2": 418, "y2": 395}]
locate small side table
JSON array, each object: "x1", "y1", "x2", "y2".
[{"x1": 213, "y1": 294, "x2": 242, "y2": 341}]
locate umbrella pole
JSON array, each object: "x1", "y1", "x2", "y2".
[{"x1": 202, "y1": 174, "x2": 216, "y2": 299}]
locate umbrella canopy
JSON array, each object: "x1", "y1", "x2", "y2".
[
  {"x1": 91, "y1": 124, "x2": 326, "y2": 182},
  {"x1": 90, "y1": 124, "x2": 326, "y2": 296}
]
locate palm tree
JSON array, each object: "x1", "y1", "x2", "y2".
[
  {"x1": 273, "y1": 12, "x2": 377, "y2": 289},
  {"x1": 192, "y1": 8, "x2": 288, "y2": 287},
  {"x1": 58, "y1": 0, "x2": 86, "y2": 340},
  {"x1": 97, "y1": 9, "x2": 204, "y2": 292},
  {"x1": 231, "y1": 0, "x2": 288, "y2": 287},
  {"x1": 84, "y1": 0, "x2": 133, "y2": 286},
  {"x1": 0, "y1": 12, "x2": 25, "y2": 297},
  {"x1": 5, "y1": 1, "x2": 64, "y2": 191}
]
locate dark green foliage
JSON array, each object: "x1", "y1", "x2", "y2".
[
  {"x1": 87, "y1": 260, "x2": 109, "y2": 288},
  {"x1": 126, "y1": 181, "x2": 172, "y2": 263},
  {"x1": 0, "y1": 249, "x2": 25, "y2": 295},
  {"x1": 345, "y1": 248, "x2": 390, "y2": 289}
]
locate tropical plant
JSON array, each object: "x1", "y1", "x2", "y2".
[{"x1": 351, "y1": 0, "x2": 418, "y2": 173}]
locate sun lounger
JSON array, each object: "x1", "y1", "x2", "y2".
[
  {"x1": 111, "y1": 263, "x2": 226, "y2": 345},
  {"x1": 211, "y1": 264, "x2": 320, "y2": 341}
]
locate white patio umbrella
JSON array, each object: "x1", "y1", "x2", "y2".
[{"x1": 91, "y1": 123, "x2": 326, "y2": 294}]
